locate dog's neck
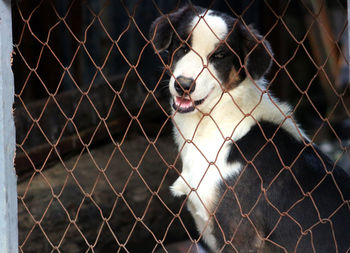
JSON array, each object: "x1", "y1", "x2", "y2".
[{"x1": 172, "y1": 78, "x2": 307, "y2": 146}]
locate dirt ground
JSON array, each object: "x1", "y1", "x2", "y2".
[{"x1": 17, "y1": 133, "x2": 199, "y2": 253}]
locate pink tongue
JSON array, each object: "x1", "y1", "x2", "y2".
[{"x1": 175, "y1": 97, "x2": 193, "y2": 109}]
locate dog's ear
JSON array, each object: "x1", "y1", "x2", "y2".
[
  {"x1": 149, "y1": 6, "x2": 192, "y2": 52},
  {"x1": 239, "y1": 23, "x2": 273, "y2": 80}
]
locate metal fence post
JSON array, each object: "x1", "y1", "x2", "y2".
[{"x1": 0, "y1": 0, "x2": 18, "y2": 252}]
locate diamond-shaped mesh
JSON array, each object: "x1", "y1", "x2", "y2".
[{"x1": 13, "y1": 0, "x2": 349, "y2": 252}]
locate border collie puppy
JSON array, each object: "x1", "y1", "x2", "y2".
[{"x1": 150, "y1": 5, "x2": 350, "y2": 253}]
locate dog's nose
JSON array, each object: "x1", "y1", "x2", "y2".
[{"x1": 174, "y1": 76, "x2": 196, "y2": 95}]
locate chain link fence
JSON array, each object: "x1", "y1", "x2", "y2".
[{"x1": 11, "y1": 0, "x2": 349, "y2": 252}]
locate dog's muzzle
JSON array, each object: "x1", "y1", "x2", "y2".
[{"x1": 174, "y1": 76, "x2": 196, "y2": 96}]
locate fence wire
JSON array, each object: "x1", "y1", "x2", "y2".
[{"x1": 13, "y1": 0, "x2": 350, "y2": 253}]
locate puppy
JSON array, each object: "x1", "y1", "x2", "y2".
[{"x1": 150, "y1": 5, "x2": 350, "y2": 253}]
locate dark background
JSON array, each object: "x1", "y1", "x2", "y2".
[{"x1": 12, "y1": 0, "x2": 350, "y2": 252}]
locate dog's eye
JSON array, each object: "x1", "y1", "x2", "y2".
[
  {"x1": 179, "y1": 44, "x2": 189, "y2": 53},
  {"x1": 173, "y1": 43, "x2": 190, "y2": 59},
  {"x1": 212, "y1": 51, "x2": 227, "y2": 60}
]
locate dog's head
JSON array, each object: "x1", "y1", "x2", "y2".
[{"x1": 150, "y1": 5, "x2": 272, "y2": 113}]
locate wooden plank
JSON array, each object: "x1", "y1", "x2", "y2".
[{"x1": 15, "y1": 74, "x2": 171, "y2": 180}]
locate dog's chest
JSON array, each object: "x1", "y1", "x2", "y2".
[
  {"x1": 171, "y1": 115, "x2": 242, "y2": 251},
  {"x1": 172, "y1": 115, "x2": 241, "y2": 211}
]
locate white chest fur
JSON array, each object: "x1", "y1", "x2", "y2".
[
  {"x1": 170, "y1": 97, "x2": 244, "y2": 251},
  {"x1": 172, "y1": 130, "x2": 240, "y2": 250},
  {"x1": 171, "y1": 112, "x2": 242, "y2": 211}
]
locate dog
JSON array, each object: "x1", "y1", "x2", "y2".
[{"x1": 150, "y1": 5, "x2": 350, "y2": 253}]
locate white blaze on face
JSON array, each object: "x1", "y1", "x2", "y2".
[{"x1": 169, "y1": 12, "x2": 228, "y2": 108}]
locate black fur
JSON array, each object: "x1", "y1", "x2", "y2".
[
  {"x1": 209, "y1": 10, "x2": 272, "y2": 82},
  {"x1": 149, "y1": 5, "x2": 272, "y2": 81},
  {"x1": 214, "y1": 121, "x2": 350, "y2": 252},
  {"x1": 149, "y1": 5, "x2": 202, "y2": 52},
  {"x1": 237, "y1": 24, "x2": 272, "y2": 80}
]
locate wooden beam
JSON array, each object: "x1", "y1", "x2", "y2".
[{"x1": 15, "y1": 74, "x2": 171, "y2": 180}]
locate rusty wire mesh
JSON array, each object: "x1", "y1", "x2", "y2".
[{"x1": 12, "y1": 0, "x2": 350, "y2": 252}]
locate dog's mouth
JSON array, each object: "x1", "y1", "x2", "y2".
[{"x1": 172, "y1": 95, "x2": 207, "y2": 113}]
